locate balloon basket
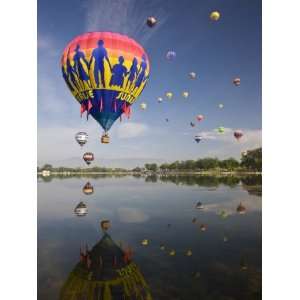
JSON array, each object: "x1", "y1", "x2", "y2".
[{"x1": 101, "y1": 134, "x2": 110, "y2": 144}]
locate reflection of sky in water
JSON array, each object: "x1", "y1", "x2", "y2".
[{"x1": 38, "y1": 176, "x2": 261, "y2": 300}]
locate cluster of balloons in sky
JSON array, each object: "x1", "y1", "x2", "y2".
[{"x1": 63, "y1": 9, "x2": 243, "y2": 151}]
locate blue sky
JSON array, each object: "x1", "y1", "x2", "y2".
[{"x1": 38, "y1": 0, "x2": 261, "y2": 168}]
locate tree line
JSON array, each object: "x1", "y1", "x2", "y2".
[{"x1": 38, "y1": 148, "x2": 261, "y2": 173}]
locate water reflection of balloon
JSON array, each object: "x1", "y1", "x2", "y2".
[
  {"x1": 74, "y1": 202, "x2": 88, "y2": 217},
  {"x1": 185, "y1": 249, "x2": 193, "y2": 256},
  {"x1": 236, "y1": 202, "x2": 246, "y2": 214},
  {"x1": 141, "y1": 239, "x2": 149, "y2": 246},
  {"x1": 195, "y1": 201, "x2": 204, "y2": 209},
  {"x1": 59, "y1": 229, "x2": 153, "y2": 299},
  {"x1": 75, "y1": 132, "x2": 88, "y2": 147},
  {"x1": 100, "y1": 220, "x2": 111, "y2": 231},
  {"x1": 200, "y1": 224, "x2": 207, "y2": 231},
  {"x1": 83, "y1": 152, "x2": 94, "y2": 165},
  {"x1": 160, "y1": 244, "x2": 165, "y2": 251},
  {"x1": 82, "y1": 182, "x2": 94, "y2": 195},
  {"x1": 169, "y1": 249, "x2": 176, "y2": 256},
  {"x1": 61, "y1": 32, "x2": 150, "y2": 143}
]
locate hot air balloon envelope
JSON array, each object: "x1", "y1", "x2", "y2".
[
  {"x1": 147, "y1": 16, "x2": 157, "y2": 27},
  {"x1": 182, "y1": 91, "x2": 189, "y2": 98},
  {"x1": 83, "y1": 152, "x2": 94, "y2": 165},
  {"x1": 196, "y1": 114, "x2": 204, "y2": 121},
  {"x1": 75, "y1": 132, "x2": 88, "y2": 147},
  {"x1": 189, "y1": 72, "x2": 196, "y2": 79},
  {"x1": 233, "y1": 78, "x2": 241, "y2": 86},
  {"x1": 157, "y1": 97, "x2": 163, "y2": 103},
  {"x1": 210, "y1": 11, "x2": 221, "y2": 21},
  {"x1": 234, "y1": 130, "x2": 243, "y2": 140},
  {"x1": 140, "y1": 102, "x2": 147, "y2": 110},
  {"x1": 166, "y1": 50, "x2": 176, "y2": 60},
  {"x1": 166, "y1": 92, "x2": 173, "y2": 99},
  {"x1": 61, "y1": 32, "x2": 150, "y2": 139}
]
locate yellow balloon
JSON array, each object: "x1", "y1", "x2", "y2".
[{"x1": 210, "y1": 11, "x2": 221, "y2": 21}]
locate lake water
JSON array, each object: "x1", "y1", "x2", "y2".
[{"x1": 38, "y1": 175, "x2": 262, "y2": 300}]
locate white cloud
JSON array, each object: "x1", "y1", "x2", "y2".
[
  {"x1": 83, "y1": 0, "x2": 169, "y2": 44},
  {"x1": 37, "y1": 35, "x2": 59, "y2": 57},
  {"x1": 117, "y1": 122, "x2": 149, "y2": 139}
]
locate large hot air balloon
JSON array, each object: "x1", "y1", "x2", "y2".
[
  {"x1": 61, "y1": 32, "x2": 150, "y2": 143},
  {"x1": 75, "y1": 131, "x2": 88, "y2": 147},
  {"x1": 83, "y1": 152, "x2": 94, "y2": 165},
  {"x1": 234, "y1": 130, "x2": 243, "y2": 140},
  {"x1": 196, "y1": 114, "x2": 204, "y2": 122},
  {"x1": 166, "y1": 50, "x2": 176, "y2": 60}
]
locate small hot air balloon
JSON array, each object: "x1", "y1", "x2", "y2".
[
  {"x1": 236, "y1": 202, "x2": 246, "y2": 214},
  {"x1": 182, "y1": 91, "x2": 189, "y2": 98},
  {"x1": 157, "y1": 97, "x2": 163, "y2": 103},
  {"x1": 75, "y1": 132, "x2": 88, "y2": 147},
  {"x1": 219, "y1": 210, "x2": 229, "y2": 219},
  {"x1": 190, "y1": 122, "x2": 195, "y2": 127},
  {"x1": 83, "y1": 152, "x2": 94, "y2": 165},
  {"x1": 189, "y1": 72, "x2": 196, "y2": 79},
  {"x1": 82, "y1": 182, "x2": 94, "y2": 195},
  {"x1": 165, "y1": 118, "x2": 169, "y2": 122},
  {"x1": 140, "y1": 102, "x2": 147, "y2": 110},
  {"x1": 194, "y1": 135, "x2": 202, "y2": 143},
  {"x1": 233, "y1": 77, "x2": 241, "y2": 86},
  {"x1": 200, "y1": 224, "x2": 207, "y2": 232},
  {"x1": 217, "y1": 126, "x2": 225, "y2": 134},
  {"x1": 74, "y1": 202, "x2": 88, "y2": 217},
  {"x1": 146, "y1": 16, "x2": 157, "y2": 27},
  {"x1": 186, "y1": 249, "x2": 193, "y2": 257},
  {"x1": 141, "y1": 239, "x2": 149, "y2": 246},
  {"x1": 210, "y1": 11, "x2": 221, "y2": 21},
  {"x1": 100, "y1": 220, "x2": 111, "y2": 231},
  {"x1": 196, "y1": 114, "x2": 204, "y2": 122},
  {"x1": 234, "y1": 130, "x2": 243, "y2": 140},
  {"x1": 166, "y1": 50, "x2": 176, "y2": 60},
  {"x1": 218, "y1": 103, "x2": 224, "y2": 109},
  {"x1": 166, "y1": 92, "x2": 173, "y2": 99}
]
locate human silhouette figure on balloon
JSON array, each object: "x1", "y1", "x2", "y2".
[
  {"x1": 73, "y1": 44, "x2": 90, "y2": 85},
  {"x1": 61, "y1": 66, "x2": 74, "y2": 92},
  {"x1": 109, "y1": 56, "x2": 128, "y2": 88},
  {"x1": 66, "y1": 48, "x2": 80, "y2": 91},
  {"x1": 133, "y1": 55, "x2": 149, "y2": 92},
  {"x1": 89, "y1": 40, "x2": 112, "y2": 88},
  {"x1": 125, "y1": 57, "x2": 138, "y2": 91}
]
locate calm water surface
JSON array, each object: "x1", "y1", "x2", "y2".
[{"x1": 38, "y1": 175, "x2": 262, "y2": 300}]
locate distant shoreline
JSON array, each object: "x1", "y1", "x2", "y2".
[{"x1": 38, "y1": 170, "x2": 261, "y2": 176}]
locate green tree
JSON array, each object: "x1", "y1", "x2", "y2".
[{"x1": 241, "y1": 148, "x2": 262, "y2": 171}]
